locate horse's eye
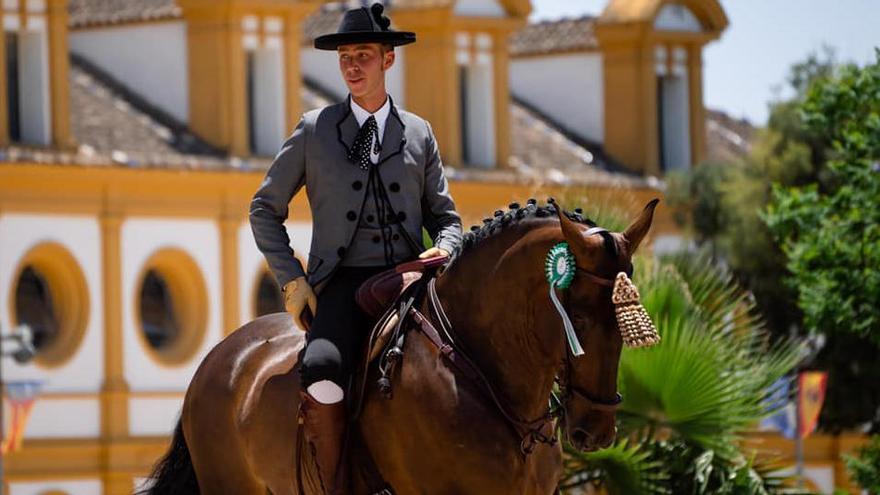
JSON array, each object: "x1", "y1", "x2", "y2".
[{"x1": 571, "y1": 314, "x2": 589, "y2": 327}]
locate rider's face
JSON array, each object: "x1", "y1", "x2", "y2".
[{"x1": 338, "y1": 43, "x2": 394, "y2": 99}]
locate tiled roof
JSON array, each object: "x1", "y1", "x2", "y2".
[
  {"x1": 2, "y1": 55, "x2": 648, "y2": 188},
  {"x1": 0, "y1": 54, "x2": 333, "y2": 171},
  {"x1": 509, "y1": 16, "x2": 597, "y2": 57},
  {"x1": 69, "y1": 54, "x2": 224, "y2": 166},
  {"x1": 506, "y1": 97, "x2": 647, "y2": 187},
  {"x1": 69, "y1": 0, "x2": 451, "y2": 31},
  {"x1": 2, "y1": 50, "x2": 748, "y2": 186},
  {"x1": 705, "y1": 108, "x2": 755, "y2": 163},
  {"x1": 302, "y1": 6, "x2": 345, "y2": 45},
  {"x1": 69, "y1": 0, "x2": 180, "y2": 28}
]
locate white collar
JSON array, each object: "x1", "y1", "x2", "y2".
[{"x1": 350, "y1": 95, "x2": 391, "y2": 143}]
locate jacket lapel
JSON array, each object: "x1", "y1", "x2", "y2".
[
  {"x1": 335, "y1": 95, "x2": 359, "y2": 157},
  {"x1": 377, "y1": 99, "x2": 406, "y2": 165}
]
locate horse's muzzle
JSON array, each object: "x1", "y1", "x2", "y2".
[{"x1": 569, "y1": 426, "x2": 616, "y2": 452}]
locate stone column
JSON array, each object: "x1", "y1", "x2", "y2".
[
  {"x1": 47, "y1": 0, "x2": 73, "y2": 148},
  {"x1": 219, "y1": 209, "x2": 242, "y2": 335},
  {"x1": 394, "y1": 7, "x2": 462, "y2": 166},
  {"x1": 179, "y1": 2, "x2": 247, "y2": 155},
  {"x1": 491, "y1": 30, "x2": 511, "y2": 169},
  {"x1": 687, "y1": 43, "x2": 706, "y2": 167},
  {"x1": 100, "y1": 201, "x2": 132, "y2": 494}
]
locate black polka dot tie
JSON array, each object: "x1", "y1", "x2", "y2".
[{"x1": 348, "y1": 114, "x2": 381, "y2": 170}]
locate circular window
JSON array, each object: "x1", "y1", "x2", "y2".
[
  {"x1": 253, "y1": 270, "x2": 284, "y2": 317},
  {"x1": 15, "y1": 267, "x2": 60, "y2": 351},
  {"x1": 10, "y1": 242, "x2": 89, "y2": 368},
  {"x1": 137, "y1": 248, "x2": 207, "y2": 366}
]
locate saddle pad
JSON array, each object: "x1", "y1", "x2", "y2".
[{"x1": 355, "y1": 255, "x2": 448, "y2": 318}]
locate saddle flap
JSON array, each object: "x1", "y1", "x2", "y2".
[{"x1": 355, "y1": 255, "x2": 448, "y2": 318}]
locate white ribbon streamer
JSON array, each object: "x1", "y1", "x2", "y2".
[{"x1": 549, "y1": 282, "x2": 584, "y2": 356}]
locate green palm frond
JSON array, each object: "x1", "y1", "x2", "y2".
[
  {"x1": 560, "y1": 439, "x2": 668, "y2": 495},
  {"x1": 618, "y1": 254, "x2": 802, "y2": 456},
  {"x1": 644, "y1": 441, "x2": 812, "y2": 495}
]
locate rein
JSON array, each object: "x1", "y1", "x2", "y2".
[{"x1": 417, "y1": 257, "x2": 623, "y2": 455}]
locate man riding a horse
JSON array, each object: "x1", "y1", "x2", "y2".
[
  {"x1": 249, "y1": 3, "x2": 462, "y2": 493},
  {"x1": 142, "y1": 4, "x2": 664, "y2": 494}
]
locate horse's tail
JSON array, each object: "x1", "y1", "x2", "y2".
[{"x1": 137, "y1": 418, "x2": 199, "y2": 495}]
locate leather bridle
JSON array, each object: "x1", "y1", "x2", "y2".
[
  {"x1": 556, "y1": 227, "x2": 624, "y2": 423},
  {"x1": 419, "y1": 225, "x2": 625, "y2": 455}
]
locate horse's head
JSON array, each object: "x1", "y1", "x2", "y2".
[{"x1": 554, "y1": 199, "x2": 659, "y2": 451}]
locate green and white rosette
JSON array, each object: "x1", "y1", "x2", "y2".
[{"x1": 545, "y1": 242, "x2": 584, "y2": 356}]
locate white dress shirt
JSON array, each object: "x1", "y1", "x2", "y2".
[{"x1": 350, "y1": 94, "x2": 391, "y2": 164}]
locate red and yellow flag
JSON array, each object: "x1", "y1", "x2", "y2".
[
  {"x1": 2, "y1": 380, "x2": 42, "y2": 454},
  {"x1": 798, "y1": 371, "x2": 828, "y2": 438},
  {"x1": 1, "y1": 399, "x2": 36, "y2": 454}
]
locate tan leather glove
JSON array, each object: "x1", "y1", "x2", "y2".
[
  {"x1": 282, "y1": 276, "x2": 317, "y2": 331},
  {"x1": 418, "y1": 247, "x2": 449, "y2": 259}
]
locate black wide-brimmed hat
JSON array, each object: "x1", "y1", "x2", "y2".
[{"x1": 314, "y1": 3, "x2": 415, "y2": 50}]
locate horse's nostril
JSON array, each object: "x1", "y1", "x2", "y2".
[{"x1": 571, "y1": 429, "x2": 592, "y2": 449}]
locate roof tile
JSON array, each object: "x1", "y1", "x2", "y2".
[
  {"x1": 69, "y1": 0, "x2": 180, "y2": 28},
  {"x1": 509, "y1": 16, "x2": 597, "y2": 57}
]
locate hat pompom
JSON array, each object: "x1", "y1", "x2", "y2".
[{"x1": 371, "y1": 3, "x2": 392, "y2": 31}]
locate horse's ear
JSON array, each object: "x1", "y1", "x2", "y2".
[
  {"x1": 622, "y1": 199, "x2": 660, "y2": 254},
  {"x1": 553, "y1": 200, "x2": 586, "y2": 248}
]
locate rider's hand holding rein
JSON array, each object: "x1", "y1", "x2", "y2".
[
  {"x1": 418, "y1": 246, "x2": 449, "y2": 259},
  {"x1": 283, "y1": 276, "x2": 317, "y2": 331}
]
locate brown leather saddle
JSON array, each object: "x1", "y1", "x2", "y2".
[{"x1": 355, "y1": 255, "x2": 449, "y2": 318}]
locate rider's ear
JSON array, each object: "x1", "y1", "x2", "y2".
[
  {"x1": 622, "y1": 199, "x2": 659, "y2": 255},
  {"x1": 383, "y1": 47, "x2": 395, "y2": 70}
]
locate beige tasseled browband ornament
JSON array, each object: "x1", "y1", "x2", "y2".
[{"x1": 612, "y1": 272, "x2": 661, "y2": 348}]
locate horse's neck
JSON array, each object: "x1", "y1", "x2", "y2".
[{"x1": 435, "y1": 225, "x2": 564, "y2": 420}]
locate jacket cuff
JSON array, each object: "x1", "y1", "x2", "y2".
[
  {"x1": 436, "y1": 237, "x2": 458, "y2": 256},
  {"x1": 277, "y1": 260, "x2": 307, "y2": 290}
]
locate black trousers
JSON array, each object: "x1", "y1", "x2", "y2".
[{"x1": 299, "y1": 265, "x2": 394, "y2": 389}]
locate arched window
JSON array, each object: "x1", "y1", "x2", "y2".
[
  {"x1": 139, "y1": 269, "x2": 180, "y2": 351},
  {"x1": 15, "y1": 266, "x2": 59, "y2": 351},
  {"x1": 11, "y1": 242, "x2": 89, "y2": 368},
  {"x1": 136, "y1": 248, "x2": 207, "y2": 365},
  {"x1": 653, "y1": 4, "x2": 703, "y2": 32}
]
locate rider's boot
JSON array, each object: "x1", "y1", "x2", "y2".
[{"x1": 299, "y1": 390, "x2": 349, "y2": 494}]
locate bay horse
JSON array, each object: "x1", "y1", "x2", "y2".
[{"x1": 141, "y1": 198, "x2": 659, "y2": 494}]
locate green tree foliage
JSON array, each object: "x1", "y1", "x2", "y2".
[
  {"x1": 667, "y1": 49, "x2": 880, "y2": 432},
  {"x1": 666, "y1": 49, "x2": 837, "y2": 338},
  {"x1": 844, "y1": 435, "x2": 880, "y2": 492},
  {"x1": 764, "y1": 49, "x2": 880, "y2": 343}
]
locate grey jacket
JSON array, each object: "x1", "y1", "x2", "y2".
[{"x1": 249, "y1": 95, "x2": 462, "y2": 293}]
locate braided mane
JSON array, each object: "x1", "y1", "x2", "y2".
[{"x1": 446, "y1": 198, "x2": 600, "y2": 268}]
